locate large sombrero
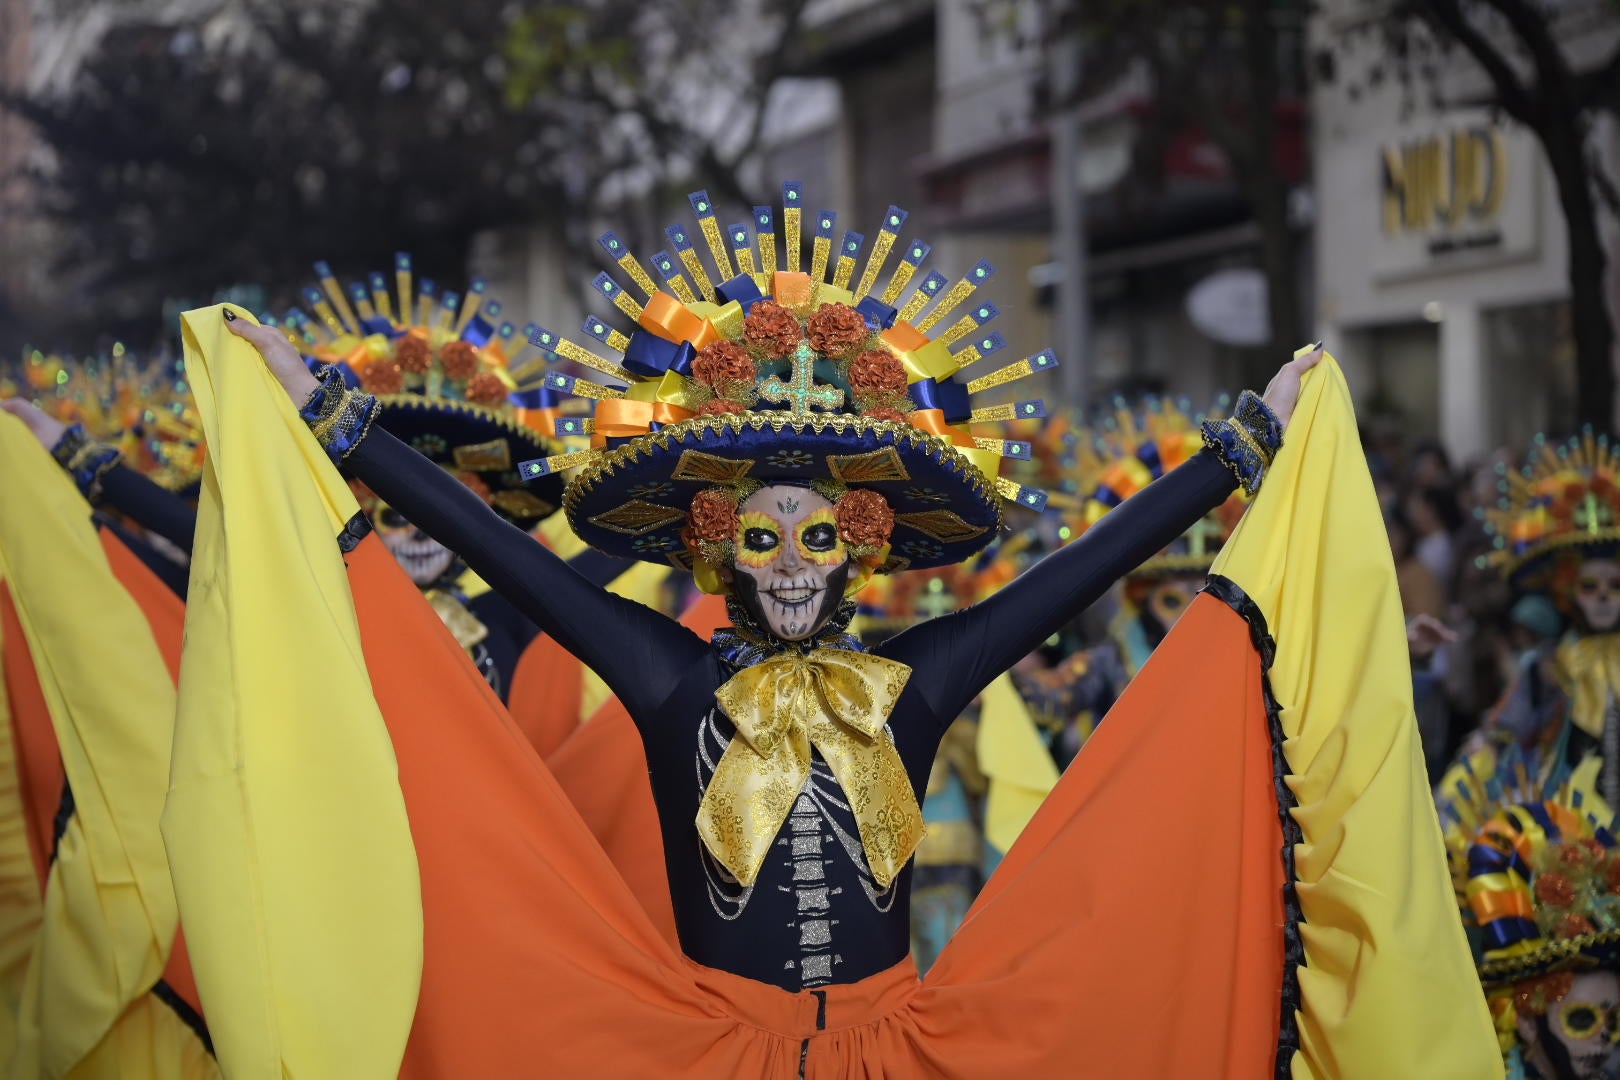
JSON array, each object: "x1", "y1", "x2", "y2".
[
  {"x1": 516, "y1": 185, "x2": 1053, "y2": 573},
  {"x1": 277, "y1": 257, "x2": 564, "y2": 526},
  {"x1": 1063, "y1": 398, "x2": 1246, "y2": 578},
  {"x1": 1481, "y1": 431, "x2": 1620, "y2": 585},
  {"x1": 12, "y1": 349, "x2": 205, "y2": 492}
]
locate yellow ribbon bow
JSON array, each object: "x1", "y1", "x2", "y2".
[
  {"x1": 698, "y1": 648, "x2": 923, "y2": 888},
  {"x1": 1556, "y1": 633, "x2": 1620, "y2": 739}
]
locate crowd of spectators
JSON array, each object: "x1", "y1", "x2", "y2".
[{"x1": 1364, "y1": 428, "x2": 1562, "y2": 780}]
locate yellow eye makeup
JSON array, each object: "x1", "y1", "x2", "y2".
[
  {"x1": 1560, "y1": 1001, "x2": 1609, "y2": 1041},
  {"x1": 736, "y1": 511, "x2": 782, "y2": 568},
  {"x1": 795, "y1": 507, "x2": 845, "y2": 565}
]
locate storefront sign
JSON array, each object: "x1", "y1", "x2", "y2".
[{"x1": 1373, "y1": 120, "x2": 1537, "y2": 279}]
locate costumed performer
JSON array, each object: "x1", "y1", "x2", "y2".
[{"x1": 179, "y1": 184, "x2": 1496, "y2": 1077}]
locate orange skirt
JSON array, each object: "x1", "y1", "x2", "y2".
[{"x1": 347, "y1": 533, "x2": 1288, "y2": 1077}]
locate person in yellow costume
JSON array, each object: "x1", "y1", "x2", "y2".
[
  {"x1": 1445, "y1": 434, "x2": 1620, "y2": 815},
  {"x1": 0, "y1": 409, "x2": 216, "y2": 1076}
]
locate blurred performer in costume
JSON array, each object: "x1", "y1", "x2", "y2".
[
  {"x1": 187, "y1": 184, "x2": 1494, "y2": 1076},
  {"x1": 1445, "y1": 434, "x2": 1620, "y2": 808},
  {"x1": 0, "y1": 392, "x2": 216, "y2": 1074},
  {"x1": 1449, "y1": 770, "x2": 1620, "y2": 1078}
]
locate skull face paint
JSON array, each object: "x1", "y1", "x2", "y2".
[
  {"x1": 1575, "y1": 559, "x2": 1620, "y2": 634},
  {"x1": 373, "y1": 501, "x2": 457, "y2": 586},
  {"x1": 1520, "y1": 971, "x2": 1620, "y2": 1080},
  {"x1": 723, "y1": 485, "x2": 850, "y2": 641},
  {"x1": 1146, "y1": 574, "x2": 1203, "y2": 632}
]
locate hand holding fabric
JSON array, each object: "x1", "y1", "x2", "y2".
[{"x1": 0, "y1": 397, "x2": 67, "y2": 449}]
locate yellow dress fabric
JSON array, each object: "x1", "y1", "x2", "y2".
[
  {"x1": 0, "y1": 416, "x2": 211, "y2": 1077},
  {"x1": 0, "y1": 619, "x2": 42, "y2": 1062},
  {"x1": 1209, "y1": 355, "x2": 1501, "y2": 1078},
  {"x1": 976, "y1": 672, "x2": 1059, "y2": 857},
  {"x1": 166, "y1": 306, "x2": 421, "y2": 1079}
]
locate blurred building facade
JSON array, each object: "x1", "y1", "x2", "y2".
[{"x1": 1312, "y1": 0, "x2": 1620, "y2": 459}]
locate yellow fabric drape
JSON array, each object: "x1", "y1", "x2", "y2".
[
  {"x1": 976, "y1": 672, "x2": 1059, "y2": 857},
  {"x1": 0, "y1": 416, "x2": 210, "y2": 1078},
  {"x1": 1209, "y1": 355, "x2": 1501, "y2": 1078},
  {"x1": 1553, "y1": 633, "x2": 1620, "y2": 738},
  {"x1": 0, "y1": 614, "x2": 41, "y2": 1062},
  {"x1": 165, "y1": 306, "x2": 421, "y2": 1078}
]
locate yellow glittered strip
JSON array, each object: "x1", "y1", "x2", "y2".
[
  {"x1": 938, "y1": 313, "x2": 979, "y2": 348},
  {"x1": 784, "y1": 206, "x2": 802, "y2": 272},
  {"x1": 973, "y1": 437, "x2": 1033, "y2": 463},
  {"x1": 897, "y1": 270, "x2": 948, "y2": 325},
  {"x1": 880, "y1": 261, "x2": 920, "y2": 306},
  {"x1": 678, "y1": 248, "x2": 715, "y2": 303},
  {"x1": 756, "y1": 211, "x2": 778, "y2": 277},
  {"x1": 916, "y1": 278, "x2": 978, "y2": 333},
  {"x1": 831, "y1": 252, "x2": 857, "y2": 291},
  {"x1": 394, "y1": 256, "x2": 413, "y2": 327},
  {"x1": 318, "y1": 271, "x2": 360, "y2": 335},
  {"x1": 698, "y1": 216, "x2": 735, "y2": 283},
  {"x1": 453, "y1": 283, "x2": 487, "y2": 337},
  {"x1": 969, "y1": 400, "x2": 1044, "y2": 424},
  {"x1": 545, "y1": 372, "x2": 626, "y2": 401},
  {"x1": 554, "y1": 339, "x2": 633, "y2": 384},
  {"x1": 854, "y1": 206, "x2": 906, "y2": 302},
  {"x1": 521, "y1": 448, "x2": 601, "y2": 480},
  {"x1": 811, "y1": 235, "x2": 832, "y2": 284},
  {"x1": 971, "y1": 350, "x2": 1056, "y2": 393},
  {"x1": 616, "y1": 254, "x2": 659, "y2": 300}
]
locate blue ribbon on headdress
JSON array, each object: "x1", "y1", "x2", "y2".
[
  {"x1": 856, "y1": 296, "x2": 897, "y2": 331},
  {"x1": 360, "y1": 315, "x2": 400, "y2": 338},
  {"x1": 510, "y1": 385, "x2": 563, "y2": 410},
  {"x1": 460, "y1": 312, "x2": 496, "y2": 347},
  {"x1": 908, "y1": 377, "x2": 971, "y2": 423},
  {"x1": 715, "y1": 274, "x2": 769, "y2": 313},
  {"x1": 623, "y1": 331, "x2": 697, "y2": 379},
  {"x1": 1136, "y1": 440, "x2": 1165, "y2": 478}
]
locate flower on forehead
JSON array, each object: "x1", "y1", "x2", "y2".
[
  {"x1": 466, "y1": 372, "x2": 509, "y2": 406},
  {"x1": 441, "y1": 340, "x2": 480, "y2": 380},
  {"x1": 836, "y1": 488, "x2": 894, "y2": 552},
  {"x1": 692, "y1": 341, "x2": 758, "y2": 390},
  {"x1": 849, "y1": 349, "x2": 907, "y2": 394},
  {"x1": 1515, "y1": 972, "x2": 1575, "y2": 1016},
  {"x1": 395, "y1": 335, "x2": 432, "y2": 374},
  {"x1": 688, "y1": 487, "x2": 740, "y2": 545},
  {"x1": 806, "y1": 302, "x2": 869, "y2": 360},
  {"x1": 743, "y1": 300, "x2": 803, "y2": 359},
  {"x1": 361, "y1": 359, "x2": 404, "y2": 395}
]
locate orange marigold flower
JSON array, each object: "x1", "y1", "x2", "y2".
[
  {"x1": 395, "y1": 335, "x2": 432, "y2": 374},
  {"x1": 699, "y1": 398, "x2": 748, "y2": 417},
  {"x1": 848, "y1": 349, "x2": 907, "y2": 393},
  {"x1": 687, "y1": 487, "x2": 740, "y2": 545},
  {"x1": 466, "y1": 372, "x2": 509, "y2": 406},
  {"x1": 692, "y1": 341, "x2": 758, "y2": 389},
  {"x1": 1555, "y1": 913, "x2": 1597, "y2": 939},
  {"x1": 806, "y1": 302, "x2": 869, "y2": 360},
  {"x1": 361, "y1": 359, "x2": 404, "y2": 395},
  {"x1": 742, "y1": 300, "x2": 803, "y2": 358},
  {"x1": 836, "y1": 488, "x2": 895, "y2": 550},
  {"x1": 441, "y1": 340, "x2": 481, "y2": 380},
  {"x1": 1535, "y1": 871, "x2": 1577, "y2": 909}
]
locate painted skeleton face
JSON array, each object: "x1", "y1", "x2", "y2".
[
  {"x1": 1575, "y1": 559, "x2": 1620, "y2": 635},
  {"x1": 373, "y1": 501, "x2": 456, "y2": 586},
  {"x1": 722, "y1": 485, "x2": 849, "y2": 641},
  {"x1": 1521, "y1": 971, "x2": 1620, "y2": 1079}
]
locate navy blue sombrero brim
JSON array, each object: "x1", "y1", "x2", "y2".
[
  {"x1": 1479, "y1": 928, "x2": 1620, "y2": 986},
  {"x1": 559, "y1": 412, "x2": 1005, "y2": 571},
  {"x1": 375, "y1": 395, "x2": 563, "y2": 525}
]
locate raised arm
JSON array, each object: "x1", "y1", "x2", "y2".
[
  {"x1": 225, "y1": 312, "x2": 710, "y2": 719},
  {"x1": 880, "y1": 350, "x2": 1321, "y2": 723}
]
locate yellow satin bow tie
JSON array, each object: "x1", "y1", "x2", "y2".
[
  {"x1": 1558, "y1": 633, "x2": 1620, "y2": 738},
  {"x1": 697, "y1": 648, "x2": 924, "y2": 888}
]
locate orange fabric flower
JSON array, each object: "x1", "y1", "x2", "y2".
[
  {"x1": 742, "y1": 300, "x2": 803, "y2": 359},
  {"x1": 692, "y1": 342, "x2": 758, "y2": 390},
  {"x1": 699, "y1": 399, "x2": 747, "y2": 417},
  {"x1": 1604, "y1": 855, "x2": 1620, "y2": 894},
  {"x1": 1535, "y1": 871, "x2": 1577, "y2": 909},
  {"x1": 466, "y1": 372, "x2": 509, "y2": 406},
  {"x1": 849, "y1": 349, "x2": 907, "y2": 393},
  {"x1": 1555, "y1": 913, "x2": 1597, "y2": 939},
  {"x1": 688, "y1": 488, "x2": 740, "y2": 544},
  {"x1": 836, "y1": 488, "x2": 894, "y2": 550},
  {"x1": 806, "y1": 303, "x2": 869, "y2": 360},
  {"x1": 395, "y1": 335, "x2": 432, "y2": 374},
  {"x1": 441, "y1": 340, "x2": 481, "y2": 380},
  {"x1": 361, "y1": 359, "x2": 404, "y2": 395}
]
